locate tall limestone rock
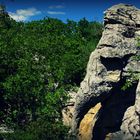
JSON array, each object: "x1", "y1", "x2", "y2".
[{"x1": 70, "y1": 3, "x2": 140, "y2": 140}]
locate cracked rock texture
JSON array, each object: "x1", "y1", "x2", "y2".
[{"x1": 69, "y1": 3, "x2": 140, "y2": 140}]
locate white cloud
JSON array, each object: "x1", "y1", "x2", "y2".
[
  {"x1": 49, "y1": 5, "x2": 65, "y2": 9},
  {"x1": 9, "y1": 14, "x2": 27, "y2": 21},
  {"x1": 9, "y1": 8, "x2": 41, "y2": 21},
  {"x1": 47, "y1": 11, "x2": 66, "y2": 15}
]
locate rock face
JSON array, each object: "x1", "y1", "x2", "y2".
[
  {"x1": 62, "y1": 91, "x2": 76, "y2": 127},
  {"x1": 62, "y1": 92, "x2": 101, "y2": 140},
  {"x1": 71, "y1": 4, "x2": 140, "y2": 140},
  {"x1": 78, "y1": 103, "x2": 101, "y2": 140}
]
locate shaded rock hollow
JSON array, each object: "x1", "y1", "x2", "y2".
[{"x1": 63, "y1": 3, "x2": 140, "y2": 140}]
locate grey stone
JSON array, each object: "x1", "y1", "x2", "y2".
[
  {"x1": 70, "y1": 3, "x2": 140, "y2": 140},
  {"x1": 62, "y1": 91, "x2": 77, "y2": 127}
]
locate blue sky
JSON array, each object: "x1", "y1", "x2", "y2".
[{"x1": 1, "y1": 0, "x2": 140, "y2": 22}]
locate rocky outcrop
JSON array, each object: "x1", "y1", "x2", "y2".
[
  {"x1": 78, "y1": 103, "x2": 101, "y2": 140},
  {"x1": 62, "y1": 92, "x2": 101, "y2": 140},
  {"x1": 71, "y1": 4, "x2": 140, "y2": 140},
  {"x1": 62, "y1": 91, "x2": 101, "y2": 140},
  {"x1": 62, "y1": 91, "x2": 76, "y2": 127},
  {"x1": 112, "y1": 82, "x2": 140, "y2": 140}
]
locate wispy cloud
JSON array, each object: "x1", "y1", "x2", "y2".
[
  {"x1": 47, "y1": 11, "x2": 66, "y2": 15},
  {"x1": 9, "y1": 8, "x2": 41, "y2": 21},
  {"x1": 49, "y1": 5, "x2": 65, "y2": 9}
]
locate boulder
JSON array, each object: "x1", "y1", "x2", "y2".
[{"x1": 70, "y1": 3, "x2": 140, "y2": 140}]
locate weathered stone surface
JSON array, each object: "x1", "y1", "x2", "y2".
[
  {"x1": 79, "y1": 103, "x2": 101, "y2": 140},
  {"x1": 116, "y1": 82, "x2": 140, "y2": 140},
  {"x1": 70, "y1": 3, "x2": 140, "y2": 140},
  {"x1": 62, "y1": 92, "x2": 101, "y2": 140},
  {"x1": 62, "y1": 91, "x2": 76, "y2": 127}
]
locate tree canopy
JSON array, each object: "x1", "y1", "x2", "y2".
[{"x1": 0, "y1": 9, "x2": 103, "y2": 140}]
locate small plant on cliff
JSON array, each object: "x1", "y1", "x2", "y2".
[{"x1": 121, "y1": 38, "x2": 140, "y2": 91}]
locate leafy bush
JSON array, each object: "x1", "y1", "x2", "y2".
[{"x1": 0, "y1": 8, "x2": 102, "y2": 139}]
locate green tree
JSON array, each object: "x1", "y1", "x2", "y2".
[{"x1": 0, "y1": 7, "x2": 102, "y2": 139}]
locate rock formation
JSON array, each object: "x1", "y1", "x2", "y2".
[
  {"x1": 62, "y1": 92, "x2": 101, "y2": 140},
  {"x1": 62, "y1": 91, "x2": 76, "y2": 127},
  {"x1": 70, "y1": 3, "x2": 140, "y2": 140}
]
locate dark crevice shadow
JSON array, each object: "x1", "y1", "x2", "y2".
[
  {"x1": 121, "y1": 27, "x2": 135, "y2": 38},
  {"x1": 92, "y1": 79, "x2": 138, "y2": 140},
  {"x1": 100, "y1": 54, "x2": 133, "y2": 71},
  {"x1": 104, "y1": 18, "x2": 122, "y2": 26}
]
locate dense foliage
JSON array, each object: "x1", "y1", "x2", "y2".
[{"x1": 0, "y1": 8, "x2": 102, "y2": 140}]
